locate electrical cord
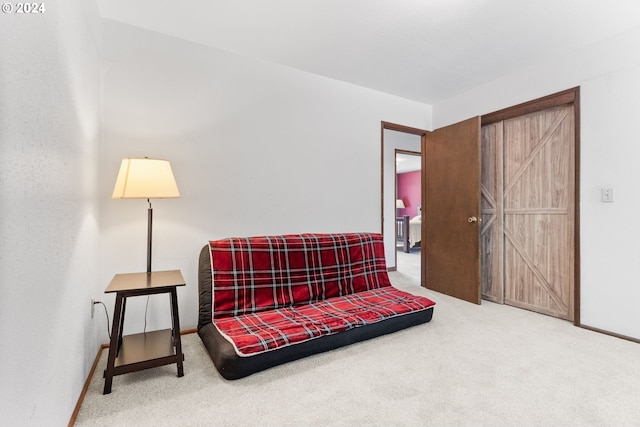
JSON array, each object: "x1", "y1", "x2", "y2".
[
  {"x1": 94, "y1": 296, "x2": 149, "y2": 340},
  {"x1": 96, "y1": 301, "x2": 111, "y2": 339},
  {"x1": 144, "y1": 295, "x2": 150, "y2": 333}
]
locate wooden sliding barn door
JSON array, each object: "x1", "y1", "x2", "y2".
[
  {"x1": 480, "y1": 122, "x2": 504, "y2": 304},
  {"x1": 481, "y1": 104, "x2": 575, "y2": 320}
]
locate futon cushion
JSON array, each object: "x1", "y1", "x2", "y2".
[
  {"x1": 214, "y1": 286, "x2": 436, "y2": 356},
  {"x1": 209, "y1": 233, "x2": 392, "y2": 318}
]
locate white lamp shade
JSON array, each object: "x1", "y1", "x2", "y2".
[
  {"x1": 396, "y1": 199, "x2": 405, "y2": 209},
  {"x1": 112, "y1": 158, "x2": 180, "y2": 199}
]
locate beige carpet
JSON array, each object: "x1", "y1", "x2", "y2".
[
  {"x1": 74, "y1": 264, "x2": 640, "y2": 426},
  {"x1": 396, "y1": 247, "x2": 421, "y2": 279}
]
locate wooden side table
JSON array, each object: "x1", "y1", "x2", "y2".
[{"x1": 103, "y1": 269, "x2": 186, "y2": 394}]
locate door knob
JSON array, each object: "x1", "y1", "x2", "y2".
[{"x1": 468, "y1": 216, "x2": 478, "y2": 223}]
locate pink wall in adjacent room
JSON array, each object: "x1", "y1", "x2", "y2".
[{"x1": 397, "y1": 170, "x2": 421, "y2": 217}]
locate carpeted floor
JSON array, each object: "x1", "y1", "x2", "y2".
[
  {"x1": 74, "y1": 263, "x2": 640, "y2": 427},
  {"x1": 396, "y1": 247, "x2": 421, "y2": 279}
]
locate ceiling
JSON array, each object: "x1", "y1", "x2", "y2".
[
  {"x1": 97, "y1": 0, "x2": 640, "y2": 104},
  {"x1": 396, "y1": 153, "x2": 421, "y2": 174}
]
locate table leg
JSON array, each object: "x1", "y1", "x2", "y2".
[
  {"x1": 116, "y1": 296, "x2": 127, "y2": 356},
  {"x1": 170, "y1": 288, "x2": 184, "y2": 377},
  {"x1": 103, "y1": 292, "x2": 124, "y2": 394}
]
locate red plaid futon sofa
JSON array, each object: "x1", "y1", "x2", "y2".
[{"x1": 198, "y1": 232, "x2": 436, "y2": 379}]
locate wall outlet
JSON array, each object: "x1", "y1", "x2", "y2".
[{"x1": 601, "y1": 187, "x2": 614, "y2": 203}]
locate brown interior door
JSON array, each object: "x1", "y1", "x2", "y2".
[{"x1": 422, "y1": 117, "x2": 482, "y2": 304}]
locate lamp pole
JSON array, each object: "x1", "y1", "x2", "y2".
[{"x1": 147, "y1": 198, "x2": 153, "y2": 273}]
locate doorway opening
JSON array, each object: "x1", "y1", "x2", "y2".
[
  {"x1": 381, "y1": 122, "x2": 426, "y2": 278},
  {"x1": 395, "y1": 151, "x2": 422, "y2": 275}
]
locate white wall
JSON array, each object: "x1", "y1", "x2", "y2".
[
  {"x1": 434, "y1": 26, "x2": 640, "y2": 340},
  {"x1": 382, "y1": 130, "x2": 423, "y2": 268},
  {"x1": 98, "y1": 21, "x2": 431, "y2": 334},
  {"x1": 0, "y1": 1, "x2": 102, "y2": 425}
]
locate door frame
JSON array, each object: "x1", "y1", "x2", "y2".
[
  {"x1": 481, "y1": 87, "x2": 581, "y2": 325},
  {"x1": 381, "y1": 122, "x2": 427, "y2": 273}
]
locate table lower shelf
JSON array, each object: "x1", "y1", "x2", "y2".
[{"x1": 106, "y1": 329, "x2": 184, "y2": 377}]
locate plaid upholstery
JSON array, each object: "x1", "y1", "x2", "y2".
[
  {"x1": 209, "y1": 233, "x2": 392, "y2": 318},
  {"x1": 208, "y1": 232, "x2": 436, "y2": 356},
  {"x1": 214, "y1": 286, "x2": 436, "y2": 355}
]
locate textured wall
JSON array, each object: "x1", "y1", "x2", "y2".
[{"x1": 0, "y1": 1, "x2": 101, "y2": 424}]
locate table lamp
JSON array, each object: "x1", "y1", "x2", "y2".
[{"x1": 112, "y1": 157, "x2": 180, "y2": 273}]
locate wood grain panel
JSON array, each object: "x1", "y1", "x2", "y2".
[
  {"x1": 502, "y1": 105, "x2": 575, "y2": 320},
  {"x1": 480, "y1": 123, "x2": 503, "y2": 303},
  {"x1": 481, "y1": 103, "x2": 575, "y2": 321}
]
